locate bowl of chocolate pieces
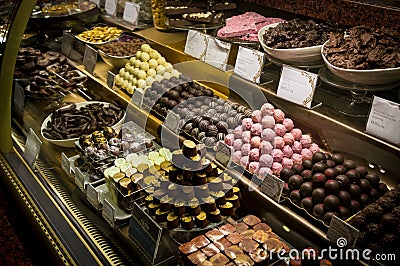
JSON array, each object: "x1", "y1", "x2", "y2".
[
  {"x1": 322, "y1": 26, "x2": 400, "y2": 85},
  {"x1": 259, "y1": 19, "x2": 336, "y2": 64}
]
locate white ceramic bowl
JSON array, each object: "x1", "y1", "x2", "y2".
[
  {"x1": 41, "y1": 101, "x2": 125, "y2": 148},
  {"x1": 258, "y1": 23, "x2": 323, "y2": 64},
  {"x1": 321, "y1": 41, "x2": 400, "y2": 85},
  {"x1": 98, "y1": 50, "x2": 131, "y2": 69}
]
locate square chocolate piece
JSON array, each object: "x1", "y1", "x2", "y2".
[
  {"x1": 178, "y1": 241, "x2": 198, "y2": 255},
  {"x1": 214, "y1": 237, "x2": 232, "y2": 251},
  {"x1": 202, "y1": 243, "x2": 220, "y2": 257},
  {"x1": 227, "y1": 232, "x2": 243, "y2": 245},
  {"x1": 205, "y1": 229, "x2": 225, "y2": 242},
  {"x1": 188, "y1": 250, "x2": 207, "y2": 265},
  {"x1": 243, "y1": 214, "x2": 261, "y2": 226},
  {"x1": 218, "y1": 223, "x2": 236, "y2": 235},
  {"x1": 192, "y1": 235, "x2": 211, "y2": 249}
]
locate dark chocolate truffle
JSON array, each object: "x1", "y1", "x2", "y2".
[
  {"x1": 363, "y1": 203, "x2": 384, "y2": 220},
  {"x1": 324, "y1": 168, "x2": 338, "y2": 179},
  {"x1": 323, "y1": 211, "x2": 337, "y2": 224},
  {"x1": 355, "y1": 166, "x2": 368, "y2": 177},
  {"x1": 365, "y1": 223, "x2": 382, "y2": 238},
  {"x1": 359, "y1": 194, "x2": 370, "y2": 208},
  {"x1": 288, "y1": 175, "x2": 304, "y2": 190},
  {"x1": 381, "y1": 213, "x2": 400, "y2": 227},
  {"x1": 334, "y1": 165, "x2": 347, "y2": 175},
  {"x1": 365, "y1": 172, "x2": 380, "y2": 188},
  {"x1": 280, "y1": 168, "x2": 294, "y2": 182},
  {"x1": 302, "y1": 159, "x2": 313, "y2": 170},
  {"x1": 324, "y1": 180, "x2": 340, "y2": 195},
  {"x1": 346, "y1": 169, "x2": 361, "y2": 184},
  {"x1": 301, "y1": 169, "x2": 313, "y2": 182},
  {"x1": 324, "y1": 195, "x2": 340, "y2": 211},
  {"x1": 348, "y1": 184, "x2": 362, "y2": 199},
  {"x1": 312, "y1": 162, "x2": 327, "y2": 174},
  {"x1": 301, "y1": 197, "x2": 313, "y2": 212},
  {"x1": 312, "y1": 173, "x2": 327, "y2": 187},
  {"x1": 312, "y1": 204, "x2": 325, "y2": 219},
  {"x1": 312, "y1": 188, "x2": 326, "y2": 204},
  {"x1": 312, "y1": 152, "x2": 326, "y2": 163},
  {"x1": 300, "y1": 182, "x2": 313, "y2": 197},
  {"x1": 290, "y1": 190, "x2": 301, "y2": 205},
  {"x1": 331, "y1": 154, "x2": 344, "y2": 165},
  {"x1": 343, "y1": 159, "x2": 356, "y2": 170},
  {"x1": 335, "y1": 175, "x2": 350, "y2": 190},
  {"x1": 338, "y1": 190, "x2": 352, "y2": 206},
  {"x1": 291, "y1": 164, "x2": 304, "y2": 175},
  {"x1": 359, "y1": 179, "x2": 372, "y2": 194},
  {"x1": 338, "y1": 206, "x2": 351, "y2": 219},
  {"x1": 349, "y1": 200, "x2": 361, "y2": 213}
]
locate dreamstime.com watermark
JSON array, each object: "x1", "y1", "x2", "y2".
[{"x1": 266, "y1": 237, "x2": 396, "y2": 262}]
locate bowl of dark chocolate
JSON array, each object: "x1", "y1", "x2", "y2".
[
  {"x1": 321, "y1": 27, "x2": 400, "y2": 85},
  {"x1": 258, "y1": 19, "x2": 332, "y2": 63},
  {"x1": 41, "y1": 101, "x2": 125, "y2": 147}
]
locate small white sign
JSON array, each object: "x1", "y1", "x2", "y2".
[
  {"x1": 164, "y1": 111, "x2": 180, "y2": 133},
  {"x1": 215, "y1": 141, "x2": 232, "y2": 166},
  {"x1": 184, "y1": 30, "x2": 208, "y2": 60},
  {"x1": 366, "y1": 96, "x2": 400, "y2": 145},
  {"x1": 61, "y1": 31, "x2": 73, "y2": 57},
  {"x1": 234, "y1": 46, "x2": 266, "y2": 83},
  {"x1": 204, "y1": 36, "x2": 231, "y2": 71},
  {"x1": 277, "y1": 65, "x2": 318, "y2": 108},
  {"x1": 123, "y1": 2, "x2": 140, "y2": 25},
  {"x1": 83, "y1": 44, "x2": 98, "y2": 75},
  {"x1": 75, "y1": 167, "x2": 86, "y2": 192},
  {"x1": 107, "y1": 71, "x2": 116, "y2": 90},
  {"x1": 260, "y1": 173, "x2": 284, "y2": 202},
  {"x1": 87, "y1": 183, "x2": 100, "y2": 210},
  {"x1": 23, "y1": 128, "x2": 42, "y2": 168},
  {"x1": 132, "y1": 89, "x2": 144, "y2": 108},
  {"x1": 105, "y1": 0, "x2": 117, "y2": 16},
  {"x1": 102, "y1": 198, "x2": 116, "y2": 227},
  {"x1": 61, "y1": 152, "x2": 71, "y2": 174},
  {"x1": 327, "y1": 215, "x2": 359, "y2": 248},
  {"x1": 14, "y1": 81, "x2": 25, "y2": 110}
]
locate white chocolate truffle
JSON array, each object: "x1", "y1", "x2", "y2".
[
  {"x1": 137, "y1": 79, "x2": 146, "y2": 88},
  {"x1": 131, "y1": 77, "x2": 137, "y2": 85},
  {"x1": 140, "y1": 61, "x2": 150, "y2": 71},
  {"x1": 130, "y1": 57, "x2": 136, "y2": 64},
  {"x1": 133, "y1": 67, "x2": 140, "y2": 76},
  {"x1": 136, "y1": 51, "x2": 142, "y2": 58},
  {"x1": 119, "y1": 68, "x2": 126, "y2": 76},
  {"x1": 122, "y1": 80, "x2": 129, "y2": 89},
  {"x1": 141, "y1": 44, "x2": 151, "y2": 53},
  {"x1": 156, "y1": 65, "x2": 165, "y2": 75},
  {"x1": 134, "y1": 59, "x2": 141, "y2": 68},
  {"x1": 146, "y1": 76, "x2": 155, "y2": 86},
  {"x1": 138, "y1": 70, "x2": 147, "y2": 80},
  {"x1": 150, "y1": 51, "x2": 160, "y2": 59},
  {"x1": 157, "y1": 56, "x2": 166, "y2": 65},
  {"x1": 164, "y1": 62, "x2": 173, "y2": 72},
  {"x1": 115, "y1": 74, "x2": 122, "y2": 85},
  {"x1": 148, "y1": 58, "x2": 158, "y2": 68},
  {"x1": 140, "y1": 52, "x2": 150, "y2": 62},
  {"x1": 171, "y1": 69, "x2": 180, "y2": 78},
  {"x1": 147, "y1": 68, "x2": 156, "y2": 77},
  {"x1": 154, "y1": 74, "x2": 163, "y2": 82},
  {"x1": 163, "y1": 72, "x2": 171, "y2": 79}
]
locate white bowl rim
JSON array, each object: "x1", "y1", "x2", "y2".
[
  {"x1": 98, "y1": 49, "x2": 134, "y2": 60},
  {"x1": 75, "y1": 34, "x2": 120, "y2": 46}
]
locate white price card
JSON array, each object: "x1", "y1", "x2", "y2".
[
  {"x1": 366, "y1": 96, "x2": 400, "y2": 145},
  {"x1": 75, "y1": 167, "x2": 86, "y2": 191},
  {"x1": 83, "y1": 44, "x2": 98, "y2": 75},
  {"x1": 260, "y1": 173, "x2": 284, "y2": 202},
  {"x1": 234, "y1": 46, "x2": 266, "y2": 83},
  {"x1": 107, "y1": 71, "x2": 116, "y2": 90},
  {"x1": 132, "y1": 89, "x2": 144, "y2": 108},
  {"x1": 102, "y1": 198, "x2": 116, "y2": 227},
  {"x1": 184, "y1": 30, "x2": 208, "y2": 60},
  {"x1": 204, "y1": 36, "x2": 231, "y2": 71},
  {"x1": 327, "y1": 215, "x2": 359, "y2": 248},
  {"x1": 23, "y1": 128, "x2": 42, "y2": 168},
  {"x1": 215, "y1": 141, "x2": 232, "y2": 166},
  {"x1": 61, "y1": 152, "x2": 71, "y2": 174},
  {"x1": 105, "y1": 0, "x2": 117, "y2": 16},
  {"x1": 123, "y1": 2, "x2": 140, "y2": 25},
  {"x1": 164, "y1": 111, "x2": 180, "y2": 133},
  {"x1": 277, "y1": 65, "x2": 318, "y2": 108},
  {"x1": 86, "y1": 183, "x2": 100, "y2": 210},
  {"x1": 61, "y1": 31, "x2": 73, "y2": 57},
  {"x1": 14, "y1": 81, "x2": 25, "y2": 110}
]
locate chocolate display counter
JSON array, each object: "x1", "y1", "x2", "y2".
[{"x1": 0, "y1": 1, "x2": 399, "y2": 265}]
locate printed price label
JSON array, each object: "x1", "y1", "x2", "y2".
[
  {"x1": 83, "y1": 44, "x2": 98, "y2": 75},
  {"x1": 123, "y1": 2, "x2": 140, "y2": 25},
  {"x1": 132, "y1": 89, "x2": 144, "y2": 108},
  {"x1": 184, "y1": 30, "x2": 208, "y2": 60},
  {"x1": 107, "y1": 71, "x2": 116, "y2": 90},
  {"x1": 277, "y1": 65, "x2": 318, "y2": 108},
  {"x1": 75, "y1": 167, "x2": 86, "y2": 191},
  {"x1": 215, "y1": 141, "x2": 232, "y2": 166},
  {"x1": 366, "y1": 96, "x2": 400, "y2": 145},
  {"x1": 234, "y1": 46, "x2": 266, "y2": 83},
  {"x1": 86, "y1": 183, "x2": 100, "y2": 210},
  {"x1": 61, "y1": 31, "x2": 73, "y2": 57},
  {"x1": 102, "y1": 198, "x2": 116, "y2": 227},
  {"x1": 204, "y1": 36, "x2": 231, "y2": 71},
  {"x1": 260, "y1": 173, "x2": 284, "y2": 202},
  {"x1": 327, "y1": 215, "x2": 359, "y2": 248},
  {"x1": 14, "y1": 81, "x2": 25, "y2": 110},
  {"x1": 105, "y1": 0, "x2": 117, "y2": 16},
  {"x1": 164, "y1": 111, "x2": 180, "y2": 133},
  {"x1": 61, "y1": 152, "x2": 71, "y2": 174},
  {"x1": 23, "y1": 128, "x2": 42, "y2": 168}
]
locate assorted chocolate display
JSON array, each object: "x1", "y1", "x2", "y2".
[
  {"x1": 323, "y1": 26, "x2": 400, "y2": 69},
  {"x1": 99, "y1": 37, "x2": 146, "y2": 57},
  {"x1": 349, "y1": 185, "x2": 400, "y2": 255},
  {"x1": 262, "y1": 18, "x2": 340, "y2": 48},
  {"x1": 282, "y1": 151, "x2": 388, "y2": 224}
]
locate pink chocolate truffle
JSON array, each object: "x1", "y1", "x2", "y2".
[
  {"x1": 292, "y1": 141, "x2": 302, "y2": 154},
  {"x1": 241, "y1": 143, "x2": 251, "y2": 156},
  {"x1": 233, "y1": 139, "x2": 243, "y2": 151},
  {"x1": 258, "y1": 167, "x2": 272, "y2": 178},
  {"x1": 261, "y1": 115, "x2": 275, "y2": 129},
  {"x1": 272, "y1": 149, "x2": 284, "y2": 162},
  {"x1": 271, "y1": 162, "x2": 283, "y2": 175},
  {"x1": 309, "y1": 143, "x2": 320, "y2": 154},
  {"x1": 242, "y1": 118, "x2": 253, "y2": 131},
  {"x1": 251, "y1": 123, "x2": 263, "y2": 136},
  {"x1": 281, "y1": 158, "x2": 294, "y2": 169},
  {"x1": 273, "y1": 109, "x2": 285, "y2": 123},
  {"x1": 224, "y1": 134, "x2": 235, "y2": 146},
  {"x1": 291, "y1": 128, "x2": 302, "y2": 141},
  {"x1": 260, "y1": 141, "x2": 273, "y2": 155},
  {"x1": 259, "y1": 154, "x2": 273, "y2": 168},
  {"x1": 273, "y1": 136, "x2": 285, "y2": 149},
  {"x1": 251, "y1": 136, "x2": 261, "y2": 148},
  {"x1": 291, "y1": 153, "x2": 303, "y2": 165},
  {"x1": 240, "y1": 156, "x2": 250, "y2": 168},
  {"x1": 233, "y1": 151, "x2": 242, "y2": 163},
  {"x1": 283, "y1": 133, "x2": 295, "y2": 146},
  {"x1": 300, "y1": 134, "x2": 312, "y2": 148},
  {"x1": 249, "y1": 148, "x2": 260, "y2": 161},
  {"x1": 248, "y1": 162, "x2": 260, "y2": 174},
  {"x1": 251, "y1": 110, "x2": 263, "y2": 123},
  {"x1": 260, "y1": 103, "x2": 275, "y2": 116},
  {"x1": 261, "y1": 128, "x2": 275, "y2": 142},
  {"x1": 274, "y1": 124, "x2": 287, "y2": 137},
  {"x1": 301, "y1": 148, "x2": 313, "y2": 160},
  {"x1": 242, "y1": 131, "x2": 252, "y2": 143},
  {"x1": 282, "y1": 145, "x2": 293, "y2": 158},
  {"x1": 282, "y1": 118, "x2": 294, "y2": 131},
  {"x1": 234, "y1": 126, "x2": 243, "y2": 139}
]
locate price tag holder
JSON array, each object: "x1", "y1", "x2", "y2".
[
  {"x1": 366, "y1": 96, "x2": 400, "y2": 145},
  {"x1": 75, "y1": 167, "x2": 86, "y2": 191},
  {"x1": 277, "y1": 65, "x2": 318, "y2": 108},
  {"x1": 204, "y1": 36, "x2": 231, "y2": 71},
  {"x1": 129, "y1": 202, "x2": 163, "y2": 261},
  {"x1": 102, "y1": 198, "x2": 116, "y2": 227},
  {"x1": 23, "y1": 128, "x2": 42, "y2": 168},
  {"x1": 132, "y1": 89, "x2": 144, "y2": 108},
  {"x1": 107, "y1": 71, "x2": 116, "y2": 90},
  {"x1": 184, "y1": 30, "x2": 208, "y2": 60},
  {"x1": 164, "y1": 111, "x2": 180, "y2": 133},
  {"x1": 215, "y1": 141, "x2": 232, "y2": 166},
  {"x1": 105, "y1": 0, "x2": 117, "y2": 16},
  {"x1": 234, "y1": 46, "x2": 266, "y2": 83},
  {"x1": 327, "y1": 215, "x2": 359, "y2": 248},
  {"x1": 61, "y1": 152, "x2": 71, "y2": 174},
  {"x1": 61, "y1": 31, "x2": 73, "y2": 57},
  {"x1": 14, "y1": 80, "x2": 25, "y2": 110},
  {"x1": 260, "y1": 173, "x2": 284, "y2": 202},
  {"x1": 123, "y1": 2, "x2": 140, "y2": 25},
  {"x1": 83, "y1": 44, "x2": 98, "y2": 75},
  {"x1": 86, "y1": 183, "x2": 100, "y2": 210}
]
